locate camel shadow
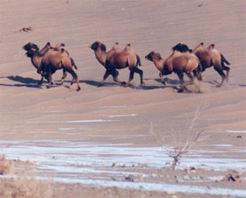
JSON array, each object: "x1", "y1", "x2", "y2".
[
  {"x1": 80, "y1": 80, "x2": 120, "y2": 87},
  {"x1": 0, "y1": 75, "x2": 42, "y2": 88},
  {"x1": 80, "y1": 79, "x2": 180, "y2": 91},
  {"x1": 237, "y1": 84, "x2": 246, "y2": 87},
  {"x1": 154, "y1": 78, "x2": 180, "y2": 85}
]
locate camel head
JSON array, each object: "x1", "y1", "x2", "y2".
[
  {"x1": 23, "y1": 42, "x2": 40, "y2": 57},
  {"x1": 145, "y1": 51, "x2": 162, "y2": 62},
  {"x1": 23, "y1": 42, "x2": 39, "y2": 52},
  {"x1": 90, "y1": 41, "x2": 106, "y2": 52},
  {"x1": 172, "y1": 43, "x2": 191, "y2": 52}
]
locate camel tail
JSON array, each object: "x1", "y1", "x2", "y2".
[
  {"x1": 221, "y1": 54, "x2": 231, "y2": 65},
  {"x1": 136, "y1": 54, "x2": 142, "y2": 66},
  {"x1": 70, "y1": 57, "x2": 78, "y2": 70}
]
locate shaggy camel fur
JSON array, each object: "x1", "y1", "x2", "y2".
[
  {"x1": 23, "y1": 42, "x2": 80, "y2": 91},
  {"x1": 172, "y1": 43, "x2": 192, "y2": 53},
  {"x1": 90, "y1": 41, "x2": 143, "y2": 85},
  {"x1": 38, "y1": 42, "x2": 78, "y2": 84},
  {"x1": 23, "y1": 42, "x2": 53, "y2": 84},
  {"x1": 193, "y1": 42, "x2": 231, "y2": 86},
  {"x1": 145, "y1": 50, "x2": 201, "y2": 91},
  {"x1": 41, "y1": 47, "x2": 81, "y2": 91}
]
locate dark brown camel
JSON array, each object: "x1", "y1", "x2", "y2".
[
  {"x1": 90, "y1": 41, "x2": 143, "y2": 86},
  {"x1": 145, "y1": 50, "x2": 201, "y2": 91},
  {"x1": 23, "y1": 42, "x2": 80, "y2": 91}
]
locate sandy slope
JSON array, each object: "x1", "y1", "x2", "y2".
[{"x1": 0, "y1": 0, "x2": 246, "y2": 197}]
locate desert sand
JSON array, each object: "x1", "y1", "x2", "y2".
[{"x1": 0, "y1": 0, "x2": 246, "y2": 197}]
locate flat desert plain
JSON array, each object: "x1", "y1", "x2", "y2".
[{"x1": 0, "y1": 0, "x2": 246, "y2": 197}]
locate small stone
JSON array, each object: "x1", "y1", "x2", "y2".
[{"x1": 125, "y1": 175, "x2": 134, "y2": 182}]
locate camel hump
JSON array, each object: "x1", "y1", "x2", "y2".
[
  {"x1": 124, "y1": 43, "x2": 132, "y2": 51},
  {"x1": 208, "y1": 44, "x2": 215, "y2": 49},
  {"x1": 172, "y1": 43, "x2": 191, "y2": 53},
  {"x1": 46, "y1": 42, "x2": 51, "y2": 47}
]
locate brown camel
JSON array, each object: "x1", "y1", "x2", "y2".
[
  {"x1": 23, "y1": 42, "x2": 80, "y2": 91},
  {"x1": 41, "y1": 47, "x2": 81, "y2": 91},
  {"x1": 193, "y1": 42, "x2": 231, "y2": 86},
  {"x1": 145, "y1": 50, "x2": 201, "y2": 91},
  {"x1": 23, "y1": 42, "x2": 52, "y2": 84},
  {"x1": 90, "y1": 41, "x2": 143, "y2": 86},
  {"x1": 38, "y1": 42, "x2": 78, "y2": 84},
  {"x1": 23, "y1": 42, "x2": 78, "y2": 86}
]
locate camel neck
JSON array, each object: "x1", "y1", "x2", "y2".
[
  {"x1": 31, "y1": 55, "x2": 42, "y2": 69},
  {"x1": 152, "y1": 58, "x2": 164, "y2": 72},
  {"x1": 95, "y1": 50, "x2": 107, "y2": 66}
]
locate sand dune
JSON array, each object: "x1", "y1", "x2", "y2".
[{"x1": 0, "y1": 0, "x2": 245, "y2": 197}]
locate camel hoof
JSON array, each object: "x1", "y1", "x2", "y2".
[
  {"x1": 120, "y1": 81, "x2": 127, "y2": 86},
  {"x1": 177, "y1": 88, "x2": 184, "y2": 93},
  {"x1": 161, "y1": 82, "x2": 166, "y2": 86},
  {"x1": 76, "y1": 87, "x2": 81, "y2": 91}
]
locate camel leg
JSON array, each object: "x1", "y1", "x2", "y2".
[
  {"x1": 133, "y1": 67, "x2": 144, "y2": 85},
  {"x1": 112, "y1": 71, "x2": 122, "y2": 85},
  {"x1": 128, "y1": 69, "x2": 135, "y2": 86},
  {"x1": 177, "y1": 72, "x2": 186, "y2": 92},
  {"x1": 69, "y1": 68, "x2": 81, "y2": 91},
  {"x1": 186, "y1": 73, "x2": 194, "y2": 82},
  {"x1": 97, "y1": 70, "x2": 111, "y2": 87},
  {"x1": 46, "y1": 70, "x2": 53, "y2": 89},
  {"x1": 193, "y1": 66, "x2": 203, "y2": 81},
  {"x1": 222, "y1": 64, "x2": 230, "y2": 82},
  {"x1": 70, "y1": 57, "x2": 78, "y2": 70},
  {"x1": 60, "y1": 69, "x2": 67, "y2": 85},
  {"x1": 106, "y1": 63, "x2": 124, "y2": 85},
  {"x1": 38, "y1": 76, "x2": 44, "y2": 85},
  {"x1": 214, "y1": 66, "x2": 226, "y2": 87}
]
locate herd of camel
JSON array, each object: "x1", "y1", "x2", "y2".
[{"x1": 22, "y1": 41, "x2": 231, "y2": 92}]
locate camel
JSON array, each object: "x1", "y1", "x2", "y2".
[
  {"x1": 23, "y1": 42, "x2": 80, "y2": 91},
  {"x1": 41, "y1": 47, "x2": 81, "y2": 91},
  {"x1": 23, "y1": 42, "x2": 52, "y2": 84},
  {"x1": 23, "y1": 42, "x2": 78, "y2": 86},
  {"x1": 90, "y1": 41, "x2": 143, "y2": 86},
  {"x1": 193, "y1": 42, "x2": 231, "y2": 86},
  {"x1": 172, "y1": 42, "x2": 231, "y2": 86},
  {"x1": 38, "y1": 42, "x2": 78, "y2": 84},
  {"x1": 145, "y1": 50, "x2": 201, "y2": 91}
]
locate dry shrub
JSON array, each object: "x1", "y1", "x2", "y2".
[
  {"x1": 0, "y1": 156, "x2": 13, "y2": 175},
  {"x1": 0, "y1": 178, "x2": 55, "y2": 198}
]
